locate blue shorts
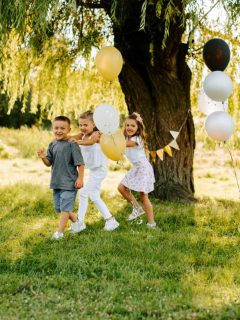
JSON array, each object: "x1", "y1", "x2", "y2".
[{"x1": 53, "y1": 189, "x2": 78, "y2": 213}]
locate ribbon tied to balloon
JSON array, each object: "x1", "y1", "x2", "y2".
[
  {"x1": 95, "y1": 46, "x2": 123, "y2": 81},
  {"x1": 93, "y1": 104, "x2": 126, "y2": 161}
]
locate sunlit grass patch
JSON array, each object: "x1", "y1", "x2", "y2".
[{"x1": 0, "y1": 184, "x2": 240, "y2": 319}]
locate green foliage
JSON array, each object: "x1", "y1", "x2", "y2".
[
  {"x1": 0, "y1": 183, "x2": 240, "y2": 318},
  {"x1": 0, "y1": 0, "x2": 239, "y2": 119},
  {"x1": 140, "y1": 0, "x2": 148, "y2": 30},
  {"x1": 0, "y1": 31, "x2": 127, "y2": 120},
  {"x1": 0, "y1": 127, "x2": 52, "y2": 159},
  {"x1": 0, "y1": 1, "x2": 108, "y2": 54},
  {"x1": 222, "y1": 0, "x2": 240, "y2": 22},
  {"x1": 0, "y1": 93, "x2": 50, "y2": 129},
  {"x1": 0, "y1": 145, "x2": 9, "y2": 159}
]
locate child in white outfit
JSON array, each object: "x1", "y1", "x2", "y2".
[
  {"x1": 118, "y1": 112, "x2": 156, "y2": 228},
  {"x1": 70, "y1": 110, "x2": 119, "y2": 232}
]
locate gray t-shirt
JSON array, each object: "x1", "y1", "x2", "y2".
[{"x1": 46, "y1": 140, "x2": 84, "y2": 190}]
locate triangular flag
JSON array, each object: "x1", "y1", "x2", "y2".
[
  {"x1": 169, "y1": 139, "x2": 180, "y2": 150},
  {"x1": 170, "y1": 130, "x2": 179, "y2": 140},
  {"x1": 150, "y1": 151, "x2": 157, "y2": 163},
  {"x1": 156, "y1": 149, "x2": 164, "y2": 161},
  {"x1": 163, "y1": 145, "x2": 173, "y2": 157}
]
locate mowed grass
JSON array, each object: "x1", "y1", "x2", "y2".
[{"x1": 0, "y1": 184, "x2": 240, "y2": 319}]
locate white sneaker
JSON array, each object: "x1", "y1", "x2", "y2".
[
  {"x1": 127, "y1": 207, "x2": 145, "y2": 221},
  {"x1": 52, "y1": 231, "x2": 64, "y2": 240},
  {"x1": 104, "y1": 217, "x2": 119, "y2": 231},
  {"x1": 70, "y1": 221, "x2": 86, "y2": 233},
  {"x1": 146, "y1": 222, "x2": 157, "y2": 228}
]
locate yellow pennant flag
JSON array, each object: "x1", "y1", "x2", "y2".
[
  {"x1": 156, "y1": 149, "x2": 164, "y2": 161},
  {"x1": 150, "y1": 151, "x2": 157, "y2": 163},
  {"x1": 163, "y1": 145, "x2": 173, "y2": 157}
]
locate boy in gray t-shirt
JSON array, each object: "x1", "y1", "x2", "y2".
[{"x1": 38, "y1": 116, "x2": 85, "y2": 240}]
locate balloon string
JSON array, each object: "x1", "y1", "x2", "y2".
[
  {"x1": 224, "y1": 142, "x2": 240, "y2": 199},
  {"x1": 109, "y1": 81, "x2": 114, "y2": 105}
]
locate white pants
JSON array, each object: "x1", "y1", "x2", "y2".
[{"x1": 78, "y1": 166, "x2": 112, "y2": 222}]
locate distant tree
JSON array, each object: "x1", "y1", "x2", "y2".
[{"x1": 0, "y1": 93, "x2": 42, "y2": 128}]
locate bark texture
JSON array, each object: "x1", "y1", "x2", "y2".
[{"x1": 106, "y1": 0, "x2": 196, "y2": 202}]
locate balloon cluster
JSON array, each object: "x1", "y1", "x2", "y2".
[
  {"x1": 93, "y1": 46, "x2": 125, "y2": 161},
  {"x1": 200, "y1": 38, "x2": 234, "y2": 142},
  {"x1": 93, "y1": 104, "x2": 125, "y2": 161}
]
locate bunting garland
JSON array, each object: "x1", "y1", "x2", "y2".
[
  {"x1": 163, "y1": 145, "x2": 173, "y2": 157},
  {"x1": 149, "y1": 110, "x2": 190, "y2": 162},
  {"x1": 156, "y1": 149, "x2": 164, "y2": 161},
  {"x1": 150, "y1": 151, "x2": 157, "y2": 163},
  {"x1": 169, "y1": 139, "x2": 180, "y2": 151},
  {"x1": 169, "y1": 130, "x2": 179, "y2": 140}
]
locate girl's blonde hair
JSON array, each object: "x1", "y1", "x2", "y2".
[
  {"x1": 124, "y1": 112, "x2": 148, "y2": 151},
  {"x1": 79, "y1": 110, "x2": 98, "y2": 132}
]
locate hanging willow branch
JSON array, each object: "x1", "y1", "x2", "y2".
[{"x1": 0, "y1": 0, "x2": 239, "y2": 116}]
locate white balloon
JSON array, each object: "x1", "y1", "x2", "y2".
[
  {"x1": 205, "y1": 111, "x2": 234, "y2": 142},
  {"x1": 203, "y1": 71, "x2": 233, "y2": 102},
  {"x1": 93, "y1": 104, "x2": 119, "y2": 134},
  {"x1": 198, "y1": 89, "x2": 228, "y2": 115}
]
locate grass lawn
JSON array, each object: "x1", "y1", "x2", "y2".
[{"x1": 0, "y1": 183, "x2": 240, "y2": 319}]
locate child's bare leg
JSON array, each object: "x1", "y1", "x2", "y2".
[
  {"x1": 118, "y1": 184, "x2": 140, "y2": 208},
  {"x1": 140, "y1": 193, "x2": 154, "y2": 224},
  {"x1": 69, "y1": 212, "x2": 78, "y2": 222},
  {"x1": 58, "y1": 212, "x2": 70, "y2": 232}
]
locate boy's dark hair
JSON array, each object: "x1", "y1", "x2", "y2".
[{"x1": 53, "y1": 116, "x2": 71, "y2": 126}]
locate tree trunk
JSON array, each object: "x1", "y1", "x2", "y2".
[{"x1": 110, "y1": 1, "x2": 196, "y2": 202}]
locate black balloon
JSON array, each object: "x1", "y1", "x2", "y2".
[{"x1": 203, "y1": 38, "x2": 230, "y2": 71}]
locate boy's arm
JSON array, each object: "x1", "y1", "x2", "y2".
[
  {"x1": 75, "y1": 165, "x2": 84, "y2": 189},
  {"x1": 37, "y1": 148, "x2": 51, "y2": 167}
]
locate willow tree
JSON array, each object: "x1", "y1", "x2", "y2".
[{"x1": 0, "y1": 1, "x2": 239, "y2": 202}]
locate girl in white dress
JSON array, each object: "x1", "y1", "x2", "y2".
[
  {"x1": 70, "y1": 111, "x2": 119, "y2": 232},
  {"x1": 118, "y1": 112, "x2": 156, "y2": 228}
]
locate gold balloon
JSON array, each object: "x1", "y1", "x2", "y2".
[
  {"x1": 95, "y1": 46, "x2": 123, "y2": 81},
  {"x1": 100, "y1": 129, "x2": 126, "y2": 161}
]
